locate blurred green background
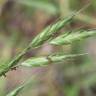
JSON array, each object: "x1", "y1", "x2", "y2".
[{"x1": 0, "y1": 0, "x2": 96, "y2": 96}]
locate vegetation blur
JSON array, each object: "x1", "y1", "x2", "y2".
[{"x1": 0, "y1": 0, "x2": 96, "y2": 96}]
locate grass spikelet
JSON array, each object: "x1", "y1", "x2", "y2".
[
  {"x1": 50, "y1": 29, "x2": 96, "y2": 45},
  {"x1": 21, "y1": 53, "x2": 87, "y2": 67}
]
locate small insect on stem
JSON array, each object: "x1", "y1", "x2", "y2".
[{"x1": 11, "y1": 65, "x2": 19, "y2": 71}]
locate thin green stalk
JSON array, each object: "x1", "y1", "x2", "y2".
[
  {"x1": 75, "y1": 13, "x2": 96, "y2": 26},
  {"x1": 6, "y1": 85, "x2": 25, "y2": 96},
  {"x1": 6, "y1": 76, "x2": 37, "y2": 96}
]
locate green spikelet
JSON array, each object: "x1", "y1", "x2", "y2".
[{"x1": 50, "y1": 29, "x2": 96, "y2": 45}]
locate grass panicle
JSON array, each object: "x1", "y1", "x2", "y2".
[
  {"x1": 0, "y1": 5, "x2": 94, "y2": 77},
  {"x1": 0, "y1": 9, "x2": 81, "y2": 77}
]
